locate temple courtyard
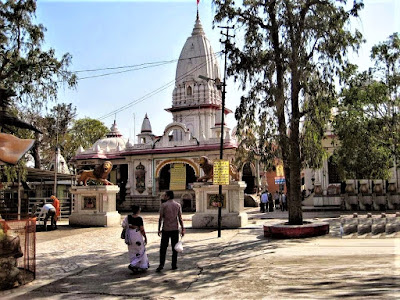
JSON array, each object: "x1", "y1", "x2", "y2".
[{"x1": 1, "y1": 208, "x2": 399, "y2": 300}]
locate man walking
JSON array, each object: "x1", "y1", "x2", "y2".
[
  {"x1": 281, "y1": 192, "x2": 285, "y2": 211},
  {"x1": 157, "y1": 190, "x2": 185, "y2": 272},
  {"x1": 260, "y1": 190, "x2": 268, "y2": 213},
  {"x1": 282, "y1": 193, "x2": 287, "y2": 211},
  {"x1": 274, "y1": 191, "x2": 280, "y2": 210},
  {"x1": 268, "y1": 191, "x2": 274, "y2": 212}
]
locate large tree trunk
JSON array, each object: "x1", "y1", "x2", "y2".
[
  {"x1": 287, "y1": 68, "x2": 303, "y2": 225},
  {"x1": 288, "y1": 140, "x2": 302, "y2": 225},
  {"x1": 267, "y1": 1, "x2": 303, "y2": 224}
]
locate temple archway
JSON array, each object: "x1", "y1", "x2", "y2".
[
  {"x1": 157, "y1": 162, "x2": 197, "y2": 192},
  {"x1": 242, "y1": 162, "x2": 255, "y2": 194}
]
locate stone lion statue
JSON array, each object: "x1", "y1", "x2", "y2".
[
  {"x1": 197, "y1": 156, "x2": 214, "y2": 182},
  {"x1": 197, "y1": 156, "x2": 239, "y2": 182},
  {"x1": 77, "y1": 161, "x2": 113, "y2": 186}
]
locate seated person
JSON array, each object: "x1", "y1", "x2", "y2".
[{"x1": 38, "y1": 202, "x2": 56, "y2": 231}]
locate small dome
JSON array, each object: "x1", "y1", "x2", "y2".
[
  {"x1": 90, "y1": 121, "x2": 127, "y2": 153},
  {"x1": 107, "y1": 120, "x2": 123, "y2": 137},
  {"x1": 141, "y1": 113, "x2": 152, "y2": 133}
]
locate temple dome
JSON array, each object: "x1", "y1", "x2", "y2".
[
  {"x1": 175, "y1": 15, "x2": 221, "y2": 85},
  {"x1": 91, "y1": 121, "x2": 127, "y2": 153}
]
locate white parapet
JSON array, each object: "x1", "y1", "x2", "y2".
[{"x1": 69, "y1": 185, "x2": 121, "y2": 227}]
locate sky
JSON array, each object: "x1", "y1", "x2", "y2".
[{"x1": 34, "y1": 0, "x2": 400, "y2": 143}]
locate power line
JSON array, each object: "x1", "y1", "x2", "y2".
[
  {"x1": 98, "y1": 52, "x2": 222, "y2": 120},
  {"x1": 97, "y1": 52, "x2": 223, "y2": 121},
  {"x1": 75, "y1": 60, "x2": 175, "y2": 73},
  {"x1": 73, "y1": 51, "x2": 221, "y2": 74},
  {"x1": 78, "y1": 60, "x2": 172, "y2": 80}
]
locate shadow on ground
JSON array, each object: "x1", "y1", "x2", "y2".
[{"x1": 9, "y1": 227, "x2": 400, "y2": 299}]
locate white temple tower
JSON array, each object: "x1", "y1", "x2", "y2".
[{"x1": 167, "y1": 13, "x2": 231, "y2": 142}]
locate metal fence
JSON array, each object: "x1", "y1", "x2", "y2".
[{"x1": 0, "y1": 216, "x2": 36, "y2": 289}]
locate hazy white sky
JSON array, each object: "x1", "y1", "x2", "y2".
[{"x1": 35, "y1": 0, "x2": 400, "y2": 142}]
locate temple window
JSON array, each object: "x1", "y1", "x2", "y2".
[{"x1": 187, "y1": 86, "x2": 192, "y2": 96}]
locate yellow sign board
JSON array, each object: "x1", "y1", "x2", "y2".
[
  {"x1": 170, "y1": 163, "x2": 186, "y2": 190},
  {"x1": 276, "y1": 165, "x2": 284, "y2": 177},
  {"x1": 213, "y1": 160, "x2": 230, "y2": 185}
]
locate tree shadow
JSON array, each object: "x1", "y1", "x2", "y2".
[{"x1": 8, "y1": 227, "x2": 399, "y2": 299}]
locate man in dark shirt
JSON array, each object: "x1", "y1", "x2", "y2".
[
  {"x1": 156, "y1": 190, "x2": 185, "y2": 272},
  {"x1": 268, "y1": 192, "x2": 274, "y2": 212}
]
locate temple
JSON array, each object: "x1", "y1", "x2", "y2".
[{"x1": 73, "y1": 14, "x2": 242, "y2": 211}]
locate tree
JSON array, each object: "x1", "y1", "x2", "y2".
[
  {"x1": 63, "y1": 118, "x2": 109, "y2": 163},
  {"x1": 214, "y1": 0, "x2": 364, "y2": 224},
  {"x1": 0, "y1": 0, "x2": 77, "y2": 177},
  {"x1": 371, "y1": 33, "x2": 400, "y2": 164},
  {"x1": 333, "y1": 70, "x2": 392, "y2": 179},
  {"x1": 0, "y1": 0, "x2": 76, "y2": 108},
  {"x1": 333, "y1": 33, "x2": 400, "y2": 180},
  {"x1": 38, "y1": 103, "x2": 77, "y2": 169}
]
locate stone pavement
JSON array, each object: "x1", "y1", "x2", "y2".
[{"x1": 1, "y1": 208, "x2": 399, "y2": 299}]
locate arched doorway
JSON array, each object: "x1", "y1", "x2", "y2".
[
  {"x1": 158, "y1": 163, "x2": 197, "y2": 191},
  {"x1": 242, "y1": 162, "x2": 255, "y2": 194},
  {"x1": 159, "y1": 164, "x2": 171, "y2": 191}
]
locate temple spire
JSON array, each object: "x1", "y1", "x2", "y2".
[{"x1": 192, "y1": 8, "x2": 204, "y2": 36}]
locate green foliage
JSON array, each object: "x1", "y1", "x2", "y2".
[
  {"x1": 63, "y1": 118, "x2": 109, "y2": 162},
  {"x1": 371, "y1": 33, "x2": 400, "y2": 161},
  {"x1": 37, "y1": 103, "x2": 77, "y2": 168},
  {"x1": 233, "y1": 104, "x2": 276, "y2": 171},
  {"x1": 333, "y1": 94, "x2": 392, "y2": 179},
  {"x1": 0, "y1": 0, "x2": 77, "y2": 109},
  {"x1": 371, "y1": 33, "x2": 400, "y2": 93},
  {"x1": 214, "y1": 0, "x2": 364, "y2": 224},
  {"x1": 333, "y1": 33, "x2": 400, "y2": 180},
  {"x1": 0, "y1": 0, "x2": 77, "y2": 174},
  {"x1": 0, "y1": 159, "x2": 27, "y2": 182}
]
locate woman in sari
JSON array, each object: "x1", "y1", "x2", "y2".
[{"x1": 122, "y1": 205, "x2": 149, "y2": 272}]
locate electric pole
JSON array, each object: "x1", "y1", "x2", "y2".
[{"x1": 217, "y1": 25, "x2": 234, "y2": 238}]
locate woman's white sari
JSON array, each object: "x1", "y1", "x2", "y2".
[{"x1": 122, "y1": 216, "x2": 149, "y2": 270}]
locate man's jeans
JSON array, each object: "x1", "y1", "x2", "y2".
[
  {"x1": 44, "y1": 208, "x2": 56, "y2": 230},
  {"x1": 159, "y1": 230, "x2": 179, "y2": 268}
]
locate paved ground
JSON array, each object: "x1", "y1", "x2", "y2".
[{"x1": 1, "y1": 208, "x2": 399, "y2": 299}]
